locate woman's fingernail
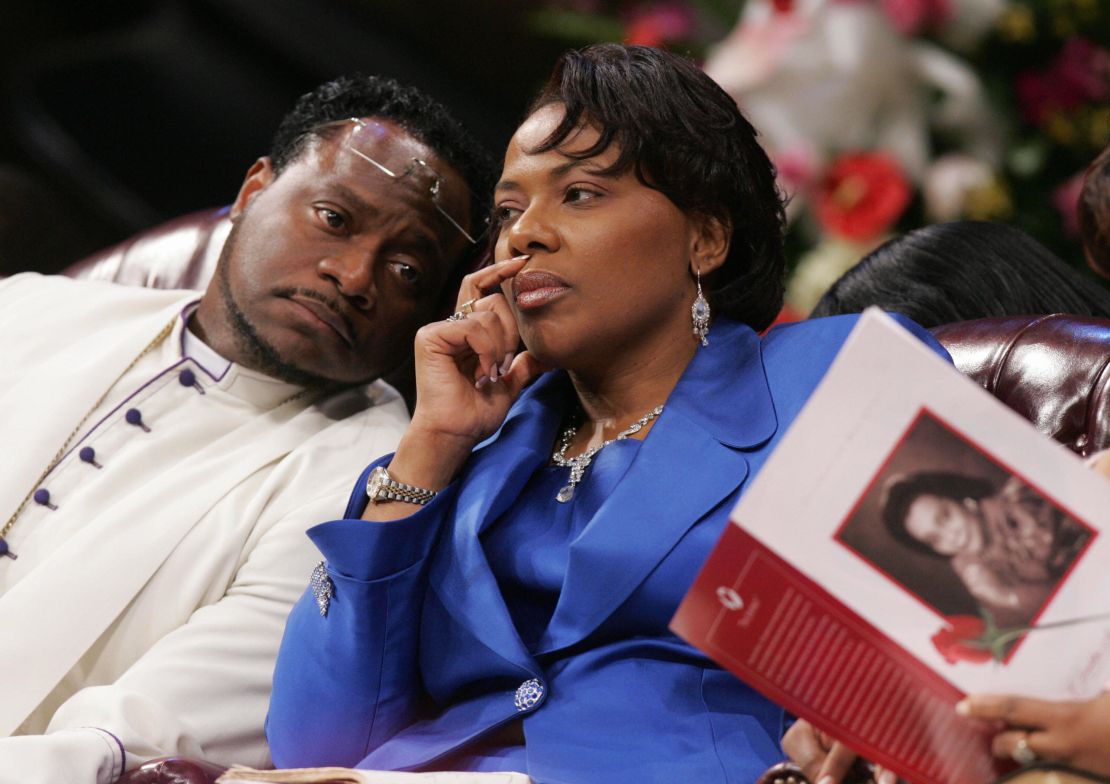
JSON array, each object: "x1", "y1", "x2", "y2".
[
  {"x1": 817, "y1": 776, "x2": 836, "y2": 784},
  {"x1": 475, "y1": 376, "x2": 491, "y2": 389},
  {"x1": 500, "y1": 353, "x2": 514, "y2": 374},
  {"x1": 879, "y1": 770, "x2": 897, "y2": 784},
  {"x1": 955, "y1": 699, "x2": 971, "y2": 716}
]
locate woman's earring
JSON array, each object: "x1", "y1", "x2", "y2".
[{"x1": 691, "y1": 268, "x2": 710, "y2": 346}]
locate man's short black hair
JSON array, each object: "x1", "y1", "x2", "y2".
[
  {"x1": 270, "y1": 74, "x2": 496, "y2": 249},
  {"x1": 524, "y1": 44, "x2": 786, "y2": 331}
]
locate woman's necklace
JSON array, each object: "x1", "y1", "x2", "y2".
[{"x1": 550, "y1": 404, "x2": 664, "y2": 503}]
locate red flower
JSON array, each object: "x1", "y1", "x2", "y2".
[
  {"x1": 813, "y1": 153, "x2": 912, "y2": 242},
  {"x1": 931, "y1": 615, "x2": 994, "y2": 665},
  {"x1": 624, "y1": 3, "x2": 695, "y2": 48}
]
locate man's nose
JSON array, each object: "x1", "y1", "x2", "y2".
[{"x1": 318, "y1": 253, "x2": 376, "y2": 311}]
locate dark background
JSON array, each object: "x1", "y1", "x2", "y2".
[{"x1": 0, "y1": 0, "x2": 565, "y2": 275}]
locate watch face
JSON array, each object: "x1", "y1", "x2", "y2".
[{"x1": 367, "y1": 466, "x2": 388, "y2": 500}]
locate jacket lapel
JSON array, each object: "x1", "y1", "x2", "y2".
[
  {"x1": 541, "y1": 320, "x2": 778, "y2": 649},
  {"x1": 428, "y1": 373, "x2": 568, "y2": 674}
]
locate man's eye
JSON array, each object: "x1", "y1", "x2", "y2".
[
  {"x1": 317, "y1": 208, "x2": 346, "y2": 230},
  {"x1": 390, "y1": 261, "x2": 421, "y2": 285}
]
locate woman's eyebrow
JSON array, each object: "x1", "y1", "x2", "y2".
[{"x1": 496, "y1": 159, "x2": 612, "y2": 193}]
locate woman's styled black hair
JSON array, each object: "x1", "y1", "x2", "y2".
[
  {"x1": 810, "y1": 220, "x2": 1110, "y2": 327},
  {"x1": 269, "y1": 73, "x2": 496, "y2": 246},
  {"x1": 881, "y1": 471, "x2": 997, "y2": 557},
  {"x1": 523, "y1": 43, "x2": 787, "y2": 331}
]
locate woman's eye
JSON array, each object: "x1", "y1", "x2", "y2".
[
  {"x1": 565, "y1": 186, "x2": 600, "y2": 204},
  {"x1": 493, "y1": 205, "x2": 521, "y2": 224}
]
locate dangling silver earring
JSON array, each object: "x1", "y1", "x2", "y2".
[{"x1": 691, "y1": 268, "x2": 710, "y2": 346}]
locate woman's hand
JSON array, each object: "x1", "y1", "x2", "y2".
[
  {"x1": 1086, "y1": 449, "x2": 1110, "y2": 479},
  {"x1": 958, "y1": 692, "x2": 1110, "y2": 776},
  {"x1": 782, "y1": 720, "x2": 895, "y2": 784},
  {"x1": 408, "y1": 255, "x2": 545, "y2": 444},
  {"x1": 365, "y1": 256, "x2": 547, "y2": 519}
]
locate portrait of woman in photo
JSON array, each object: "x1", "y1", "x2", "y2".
[{"x1": 882, "y1": 471, "x2": 1091, "y2": 628}]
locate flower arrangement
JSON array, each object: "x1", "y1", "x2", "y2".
[{"x1": 531, "y1": 0, "x2": 1110, "y2": 318}]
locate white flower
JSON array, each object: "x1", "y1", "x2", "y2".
[
  {"x1": 704, "y1": 0, "x2": 1002, "y2": 186},
  {"x1": 922, "y1": 154, "x2": 996, "y2": 222},
  {"x1": 786, "y1": 236, "x2": 882, "y2": 315}
]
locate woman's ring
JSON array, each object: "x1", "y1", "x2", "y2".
[
  {"x1": 1012, "y1": 735, "x2": 1037, "y2": 766},
  {"x1": 447, "y1": 298, "x2": 478, "y2": 322}
]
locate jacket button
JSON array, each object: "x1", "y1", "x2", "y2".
[{"x1": 514, "y1": 678, "x2": 545, "y2": 712}]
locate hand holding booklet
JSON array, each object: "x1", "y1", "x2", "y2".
[{"x1": 671, "y1": 309, "x2": 1110, "y2": 784}]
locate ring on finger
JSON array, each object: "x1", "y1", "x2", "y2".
[
  {"x1": 447, "y1": 298, "x2": 478, "y2": 322},
  {"x1": 1012, "y1": 735, "x2": 1038, "y2": 766}
]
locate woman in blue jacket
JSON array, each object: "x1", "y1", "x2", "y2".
[{"x1": 267, "y1": 43, "x2": 943, "y2": 783}]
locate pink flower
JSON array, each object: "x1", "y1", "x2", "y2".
[
  {"x1": 813, "y1": 152, "x2": 912, "y2": 241},
  {"x1": 624, "y1": 3, "x2": 696, "y2": 48},
  {"x1": 773, "y1": 146, "x2": 820, "y2": 202},
  {"x1": 1054, "y1": 171, "x2": 1087, "y2": 238},
  {"x1": 1017, "y1": 37, "x2": 1110, "y2": 126},
  {"x1": 879, "y1": 0, "x2": 952, "y2": 36}
]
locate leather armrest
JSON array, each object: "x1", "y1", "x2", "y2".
[{"x1": 114, "y1": 757, "x2": 227, "y2": 784}]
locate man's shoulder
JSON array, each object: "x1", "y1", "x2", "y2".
[
  {"x1": 0, "y1": 272, "x2": 193, "y2": 321},
  {"x1": 282, "y1": 382, "x2": 409, "y2": 469}
]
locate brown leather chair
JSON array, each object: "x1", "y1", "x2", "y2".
[
  {"x1": 63, "y1": 206, "x2": 231, "y2": 290},
  {"x1": 79, "y1": 214, "x2": 1109, "y2": 783},
  {"x1": 115, "y1": 757, "x2": 228, "y2": 784}
]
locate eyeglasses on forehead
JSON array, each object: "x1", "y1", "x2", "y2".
[{"x1": 308, "y1": 117, "x2": 489, "y2": 245}]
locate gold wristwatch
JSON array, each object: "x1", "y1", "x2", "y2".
[{"x1": 365, "y1": 466, "x2": 438, "y2": 506}]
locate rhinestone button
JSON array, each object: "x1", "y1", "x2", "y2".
[{"x1": 513, "y1": 678, "x2": 545, "y2": 712}]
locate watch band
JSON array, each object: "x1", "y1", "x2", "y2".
[{"x1": 366, "y1": 466, "x2": 437, "y2": 506}]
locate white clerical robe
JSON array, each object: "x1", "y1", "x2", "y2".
[{"x1": 0, "y1": 273, "x2": 410, "y2": 783}]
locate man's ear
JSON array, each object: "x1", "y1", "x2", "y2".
[
  {"x1": 229, "y1": 157, "x2": 275, "y2": 220},
  {"x1": 689, "y1": 213, "x2": 731, "y2": 276}
]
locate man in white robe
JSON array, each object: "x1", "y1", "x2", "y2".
[{"x1": 0, "y1": 73, "x2": 493, "y2": 784}]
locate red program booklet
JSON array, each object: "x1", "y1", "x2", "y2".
[{"x1": 671, "y1": 309, "x2": 1110, "y2": 784}]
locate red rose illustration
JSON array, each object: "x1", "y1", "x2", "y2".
[
  {"x1": 813, "y1": 152, "x2": 912, "y2": 241},
  {"x1": 931, "y1": 615, "x2": 994, "y2": 664}
]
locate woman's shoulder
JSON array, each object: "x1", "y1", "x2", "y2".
[{"x1": 761, "y1": 311, "x2": 948, "y2": 363}]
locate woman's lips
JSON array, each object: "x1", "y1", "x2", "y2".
[
  {"x1": 287, "y1": 294, "x2": 355, "y2": 347},
  {"x1": 511, "y1": 270, "x2": 570, "y2": 311}
]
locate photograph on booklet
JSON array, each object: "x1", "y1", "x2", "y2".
[{"x1": 835, "y1": 410, "x2": 1094, "y2": 642}]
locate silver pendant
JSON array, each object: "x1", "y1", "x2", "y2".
[{"x1": 556, "y1": 484, "x2": 575, "y2": 503}]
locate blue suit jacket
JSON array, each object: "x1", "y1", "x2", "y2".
[{"x1": 267, "y1": 314, "x2": 946, "y2": 784}]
